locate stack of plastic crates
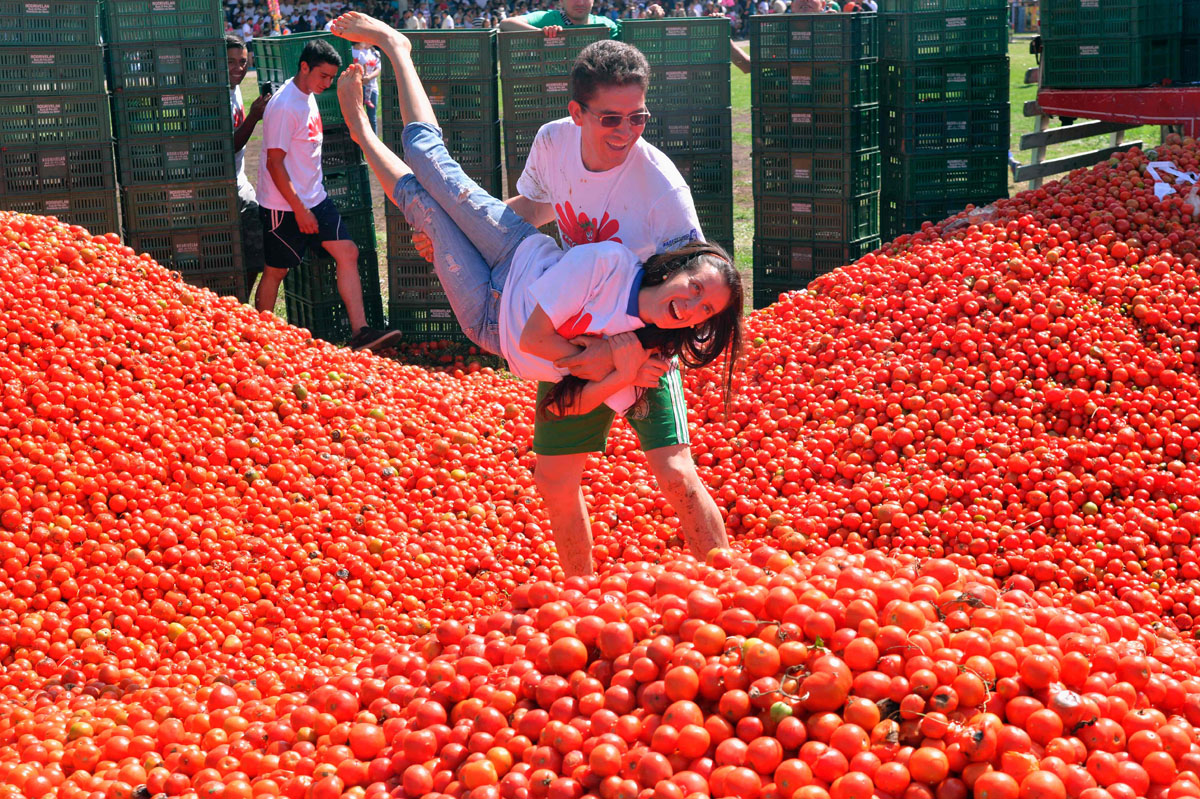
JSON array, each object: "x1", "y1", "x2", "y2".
[
  {"x1": 1038, "y1": 0, "x2": 1181, "y2": 88},
  {"x1": 382, "y1": 30, "x2": 500, "y2": 343},
  {"x1": 749, "y1": 13, "x2": 881, "y2": 309},
  {"x1": 104, "y1": 0, "x2": 243, "y2": 296},
  {"x1": 621, "y1": 18, "x2": 734, "y2": 258},
  {"x1": 879, "y1": 0, "x2": 1010, "y2": 240},
  {"x1": 1, "y1": 2, "x2": 117, "y2": 234},
  {"x1": 1182, "y1": 0, "x2": 1198, "y2": 81},
  {"x1": 254, "y1": 31, "x2": 383, "y2": 342}
]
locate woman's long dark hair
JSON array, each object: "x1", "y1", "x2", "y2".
[{"x1": 538, "y1": 241, "x2": 743, "y2": 420}]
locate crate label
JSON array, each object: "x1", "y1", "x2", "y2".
[
  {"x1": 665, "y1": 70, "x2": 688, "y2": 81},
  {"x1": 791, "y1": 65, "x2": 812, "y2": 86},
  {"x1": 791, "y1": 202, "x2": 812, "y2": 215},
  {"x1": 152, "y1": 1, "x2": 178, "y2": 11},
  {"x1": 428, "y1": 88, "x2": 446, "y2": 106},
  {"x1": 947, "y1": 159, "x2": 968, "y2": 170},
  {"x1": 163, "y1": 94, "x2": 184, "y2": 106},
  {"x1": 166, "y1": 148, "x2": 190, "y2": 161},
  {"x1": 546, "y1": 38, "x2": 566, "y2": 47},
  {"x1": 30, "y1": 53, "x2": 55, "y2": 65},
  {"x1": 791, "y1": 112, "x2": 812, "y2": 125},
  {"x1": 431, "y1": 308, "x2": 453, "y2": 319},
  {"x1": 1080, "y1": 0, "x2": 1098, "y2": 6},
  {"x1": 46, "y1": 200, "x2": 68, "y2": 211},
  {"x1": 791, "y1": 30, "x2": 812, "y2": 41},
  {"x1": 665, "y1": 26, "x2": 687, "y2": 37},
  {"x1": 546, "y1": 81, "x2": 568, "y2": 93},
  {"x1": 667, "y1": 124, "x2": 689, "y2": 136},
  {"x1": 424, "y1": 39, "x2": 447, "y2": 49},
  {"x1": 36, "y1": 103, "x2": 61, "y2": 115},
  {"x1": 791, "y1": 248, "x2": 813, "y2": 268},
  {"x1": 159, "y1": 53, "x2": 182, "y2": 68},
  {"x1": 169, "y1": 189, "x2": 195, "y2": 201},
  {"x1": 1079, "y1": 44, "x2": 1099, "y2": 56},
  {"x1": 792, "y1": 156, "x2": 812, "y2": 180},
  {"x1": 947, "y1": 120, "x2": 968, "y2": 132},
  {"x1": 176, "y1": 241, "x2": 200, "y2": 255},
  {"x1": 947, "y1": 72, "x2": 967, "y2": 84},
  {"x1": 24, "y1": 3, "x2": 50, "y2": 13},
  {"x1": 946, "y1": 16, "x2": 966, "y2": 27},
  {"x1": 39, "y1": 153, "x2": 66, "y2": 170}
]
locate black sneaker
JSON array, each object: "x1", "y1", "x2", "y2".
[{"x1": 350, "y1": 327, "x2": 403, "y2": 352}]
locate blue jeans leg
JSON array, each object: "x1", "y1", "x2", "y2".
[
  {"x1": 398, "y1": 121, "x2": 537, "y2": 268},
  {"x1": 394, "y1": 174, "x2": 503, "y2": 355}
]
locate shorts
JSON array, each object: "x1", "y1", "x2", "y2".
[
  {"x1": 260, "y1": 196, "x2": 353, "y2": 271},
  {"x1": 531, "y1": 368, "x2": 691, "y2": 456}
]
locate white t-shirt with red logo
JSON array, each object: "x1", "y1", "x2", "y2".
[
  {"x1": 353, "y1": 46, "x2": 381, "y2": 93},
  {"x1": 256, "y1": 78, "x2": 326, "y2": 211},
  {"x1": 515, "y1": 117, "x2": 703, "y2": 263},
  {"x1": 500, "y1": 236, "x2": 645, "y2": 413}
]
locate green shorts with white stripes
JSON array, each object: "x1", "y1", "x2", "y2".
[{"x1": 531, "y1": 368, "x2": 691, "y2": 456}]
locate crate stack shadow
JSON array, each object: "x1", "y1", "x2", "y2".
[
  {"x1": 621, "y1": 18, "x2": 734, "y2": 258},
  {"x1": 254, "y1": 32, "x2": 383, "y2": 344},
  {"x1": 1039, "y1": 0, "x2": 1182, "y2": 89},
  {"x1": 381, "y1": 30, "x2": 501, "y2": 343},
  {"x1": 103, "y1": 0, "x2": 243, "y2": 296},
  {"x1": 749, "y1": 13, "x2": 881, "y2": 309},
  {"x1": 1, "y1": 2, "x2": 116, "y2": 233},
  {"x1": 879, "y1": 0, "x2": 1010, "y2": 239}
]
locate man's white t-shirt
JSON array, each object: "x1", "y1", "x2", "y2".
[
  {"x1": 353, "y1": 47, "x2": 382, "y2": 93},
  {"x1": 500, "y1": 237, "x2": 645, "y2": 413},
  {"x1": 256, "y1": 78, "x2": 326, "y2": 211},
  {"x1": 229, "y1": 85, "x2": 256, "y2": 203},
  {"x1": 516, "y1": 117, "x2": 703, "y2": 263}
]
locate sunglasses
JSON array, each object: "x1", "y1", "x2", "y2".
[{"x1": 580, "y1": 103, "x2": 651, "y2": 128}]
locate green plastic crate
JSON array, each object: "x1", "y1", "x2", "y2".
[
  {"x1": 752, "y1": 60, "x2": 878, "y2": 109},
  {"x1": 755, "y1": 194, "x2": 879, "y2": 241},
  {"x1": 502, "y1": 75, "x2": 573, "y2": 124},
  {"x1": 880, "y1": 58, "x2": 1008, "y2": 108},
  {"x1": 1185, "y1": 36, "x2": 1200, "y2": 81},
  {"x1": 880, "y1": 0, "x2": 1003, "y2": 10},
  {"x1": 122, "y1": 181, "x2": 239, "y2": 233},
  {"x1": 116, "y1": 136, "x2": 235, "y2": 186},
  {"x1": 388, "y1": 253, "x2": 447, "y2": 304},
  {"x1": 285, "y1": 244, "x2": 380, "y2": 304},
  {"x1": 647, "y1": 64, "x2": 731, "y2": 113},
  {"x1": 322, "y1": 127, "x2": 364, "y2": 169},
  {"x1": 883, "y1": 105, "x2": 1010, "y2": 154},
  {"x1": 670, "y1": 154, "x2": 734, "y2": 198},
  {"x1": 405, "y1": 29, "x2": 497, "y2": 79},
  {"x1": 107, "y1": 42, "x2": 230, "y2": 92},
  {"x1": 387, "y1": 303, "x2": 468, "y2": 343},
  {"x1": 287, "y1": 290, "x2": 386, "y2": 345},
  {"x1": 502, "y1": 120, "x2": 545, "y2": 189},
  {"x1": 112, "y1": 88, "x2": 231, "y2": 140},
  {"x1": 1041, "y1": 0, "x2": 1181, "y2": 39},
  {"x1": 643, "y1": 108, "x2": 732, "y2": 156},
  {"x1": 0, "y1": 46, "x2": 106, "y2": 97},
  {"x1": 1187, "y1": 0, "x2": 1200, "y2": 35},
  {"x1": 386, "y1": 214, "x2": 422, "y2": 261},
  {"x1": 881, "y1": 193, "x2": 997, "y2": 239},
  {"x1": 753, "y1": 105, "x2": 879, "y2": 153},
  {"x1": 324, "y1": 164, "x2": 374, "y2": 216},
  {"x1": 752, "y1": 150, "x2": 881, "y2": 197},
  {"x1": 386, "y1": 75, "x2": 499, "y2": 126},
  {"x1": 619, "y1": 17, "x2": 730, "y2": 65},
  {"x1": 749, "y1": 13, "x2": 878, "y2": 61},
  {"x1": 6, "y1": 190, "x2": 118, "y2": 234},
  {"x1": 752, "y1": 236, "x2": 879, "y2": 292},
  {"x1": 696, "y1": 197, "x2": 734, "y2": 242},
  {"x1": 881, "y1": 11, "x2": 1007, "y2": 61},
  {"x1": 102, "y1": 0, "x2": 223, "y2": 44},
  {"x1": 127, "y1": 226, "x2": 244, "y2": 275},
  {"x1": 0, "y1": 0, "x2": 101, "y2": 47},
  {"x1": 0, "y1": 94, "x2": 111, "y2": 146},
  {"x1": 1040, "y1": 36, "x2": 1181, "y2": 88},
  {"x1": 186, "y1": 269, "x2": 247, "y2": 300},
  {"x1": 387, "y1": 121, "x2": 502, "y2": 191},
  {"x1": 498, "y1": 27, "x2": 610, "y2": 78},
  {"x1": 254, "y1": 33, "x2": 353, "y2": 127},
  {"x1": 1, "y1": 144, "x2": 115, "y2": 197},
  {"x1": 883, "y1": 150, "x2": 1008, "y2": 200}
]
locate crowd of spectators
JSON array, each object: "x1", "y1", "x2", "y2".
[{"x1": 224, "y1": 0, "x2": 876, "y2": 41}]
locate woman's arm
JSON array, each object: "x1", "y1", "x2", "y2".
[
  {"x1": 519, "y1": 305, "x2": 588, "y2": 363},
  {"x1": 557, "y1": 333, "x2": 647, "y2": 415}
]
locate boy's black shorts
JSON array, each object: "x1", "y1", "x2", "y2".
[{"x1": 260, "y1": 196, "x2": 352, "y2": 270}]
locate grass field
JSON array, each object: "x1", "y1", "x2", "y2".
[{"x1": 240, "y1": 37, "x2": 1166, "y2": 316}]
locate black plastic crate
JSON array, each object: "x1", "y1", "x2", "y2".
[
  {"x1": 1, "y1": 144, "x2": 115, "y2": 197},
  {"x1": 0, "y1": 46, "x2": 106, "y2": 97},
  {"x1": 107, "y1": 42, "x2": 229, "y2": 92},
  {"x1": 185, "y1": 269, "x2": 247, "y2": 299},
  {"x1": 253, "y1": 33, "x2": 353, "y2": 127},
  {"x1": 883, "y1": 150, "x2": 1008, "y2": 201},
  {"x1": 324, "y1": 164, "x2": 374, "y2": 216},
  {"x1": 387, "y1": 303, "x2": 468, "y2": 343},
  {"x1": 1040, "y1": 36, "x2": 1181, "y2": 88},
  {"x1": 285, "y1": 244, "x2": 381, "y2": 304},
  {"x1": 322, "y1": 127, "x2": 364, "y2": 169},
  {"x1": 752, "y1": 61, "x2": 877, "y2": 109},
  {"x1": 647, "y1": 64, "x2": 731, "y2": 113},
  {"x1": 122, "y1": 181, "x2": 240, "y2": 233},
  {"x1": 0, "y1": 0, "x2": 101, "y2": 47},
  {"x1": 287, "y1": 290, "x2": 386, "y2": 345},
  {"x1": 388, "y1": 254, "x2": 447, "y2": 304},
  {"x1": 696, "y1": 197, "x2": 734, "y2": 243},
  {"x1": 116, "y1": 136, "x2": 235, "y2": 186},
  {"x1": 752, "y1": 236, "x2": 879, "y2": 290},
  {"x1": 880, "y1": 58, "x2": 1008, "y2": 108},
  {"x1": 103, "y1": 0, "x2": 224, "y2": 45},
  {"x1": 670, "y1": 154, "x2": 734, "y2": 197},
  {"x1": 881, "y1": 11, "x2": 1007, "y2": 61},
  {"x1": 330, "y1": 208, "x2": 380, "y2": 253},
  {"x1": 502, "y1": 120, "x2": 544, "y2": 189},
  {"x1": 126, "y1": 226, "x2": 244, "y2": 274},
  {"x1": 386, "y1": 213, "x2": 422, "y2": 260},
  {"x1": 643, "y1": 108, "x2": 732, "y2": 156},
  {"x1": 1185, "y1": 36, "x2": 1200, "y2": 82},
  {"x1": 749, "y1": 13, "x2": 878, "y2": 62},
  {"x1": 883, "y1": 105, "x2": 1010, "y2": 154},
  {"x1": 882, "y1": 193, "x2": 997, "y2": 239},
  {"x1": 619, "y1": 17, "x2": 730, "y2": 66},
  {"x1": 755, "y1": 194, "x2": 879, "y2": 242},
  {"x1": 502, "y1": 75, "x2": 574, "y2": 124},
  {"x1": 0, "y1": 95, "x2": 110, "y2": 146},
  {"x1": 386, "y1": 121, "x2": 502, "y2": 192},
  {"x1": 752, "y1": 150, "x2": 881, "y2": 197},
  {"x1": 1187, "y1": 0, "x2": 1200, "y2": 36},
  {"x1": 386, "y1": 75, "x2": 499, "y2": 126},
  {"x1": 880, "y1": 0, "x2": 1004, "y2": 9},
  {"x1": 498, "y1": 27, "x2": 610, "y2": 78},
  {"x1": 406, "y1": 29, "x2": 497, "y2": 79},
  {"x1": 753, "y1": 105, "x2": 879, "y2": 153},
  {"x1": 112, "y1": 88, "x2": 231, "y2": 139},
  {"x1": 6, "y1": 190, "x2": 118, "y2": 234},
  {"x1": 1041, "y1": 0, "x2": 1181, "y2": 39}
]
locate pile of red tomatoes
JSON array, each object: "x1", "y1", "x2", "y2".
[{"x1": 1, "y1": 137, "x2": 1200, "y2": 799}]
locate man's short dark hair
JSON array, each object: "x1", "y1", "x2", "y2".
[
  {"x1": 569, "y1": 40, "x2": 650, "y2": 105},
  {"x1": 298, "y1": 39, "x2": 343, "y2": 73},
  {"x1": 225, "y1": 33, "x2": 247, "y2": 50}
]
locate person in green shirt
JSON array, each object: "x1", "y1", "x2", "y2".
[{"x1": 498, "y1": 0, "x2": 621, "y2": 36}]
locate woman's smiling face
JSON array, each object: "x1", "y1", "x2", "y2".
[{"x1": 639, "y1": 262, "x2": 731, "y2": 329}]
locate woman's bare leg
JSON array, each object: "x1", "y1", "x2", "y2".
[
  {"x1": 336, "y1": 65, "x2": 411, "y2": 206},
  {"x1": 330, "y1": 12, "x2": 437, "y2": 128}
]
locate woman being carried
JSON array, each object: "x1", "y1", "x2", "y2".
[{"x1": 330, "y1": 12, "x2": 743, "y2": 576}]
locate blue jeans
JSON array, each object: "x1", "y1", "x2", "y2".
[
  {"x1": 393, "y1": 122, "x2": 539, "y2": 354},
  {"x1": 364, "y1": 86, "x2": 379, "y2": 132}
]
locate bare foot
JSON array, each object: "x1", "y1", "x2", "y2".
[
  {"x1": 330, "y1": 11, "x2": 409, "y2": 55},
  {"x1": 337, "y1": 64, "x2": 370, "y2": 140}
]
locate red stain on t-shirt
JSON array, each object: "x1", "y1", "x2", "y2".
[
  {"x1": 307, "y1": 115, "x2": 323, "y2": 142},
  {"x1": 556, "y1": 311, "x2": 593, "y2": 339}
]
